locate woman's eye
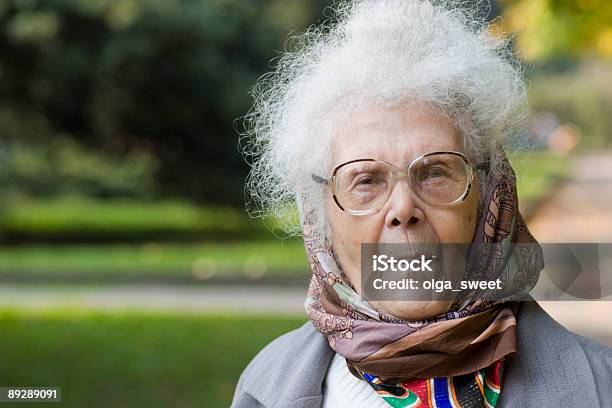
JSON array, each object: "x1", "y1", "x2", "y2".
[
  {"x1": 351, "y1": 174, "x2": 384, "y2": 190},
  {"x1": 428, "y1": 168, "x2": 445, "y2": 177},
  {"x1": 423, "y1": 166, "x2": 449, "y2": 179},
  {"x1": 357, "y1": 176, "x2": 376, "y2": 184}
]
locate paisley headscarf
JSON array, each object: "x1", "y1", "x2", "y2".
[{"x1": 302, "y1": 147, "x2": 544, "y2": 407}]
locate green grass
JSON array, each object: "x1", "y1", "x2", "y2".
[
  {"x1": 509, "y1": 151, "x2": 569, "y2": 202},
  {"x1": 0, "y1": 308, "x2": 307, "y2": 408},
  {"x1": 0, "y1": 239, "x2": 309, "y2": 279},
  {"x1": 0, "y1": 195, "x2": 273, "y2": 241}
]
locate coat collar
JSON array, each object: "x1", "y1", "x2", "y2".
[
  {"x1": 243, "y1": 320, "x2": 334, "y2": 407},
  {"x1": 497, "y1": 301, "x2": 600, "y2": 407},
  {"x1": 245, "y1": 301, "x2": 597, "y2": 407}
]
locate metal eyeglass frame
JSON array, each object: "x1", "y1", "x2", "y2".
[{"x1": 311, "y1": 150, "x2": 488, "y2": 215}]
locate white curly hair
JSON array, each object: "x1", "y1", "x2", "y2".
[{"x1": 239, "y1": 0, "x2": 527, "y2": 246}]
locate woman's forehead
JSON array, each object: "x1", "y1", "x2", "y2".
[{"x1": 330, "y1": 105, "x2": 463, "y2": 166}]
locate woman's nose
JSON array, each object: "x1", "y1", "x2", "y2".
[{"x1": 385, "y1": 180, "x2": 421, "y2": 228}]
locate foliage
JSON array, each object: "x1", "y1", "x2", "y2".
[
  {"x1": 0, "y1": 0, "x2": 332, "y2": 204},
  {"x1": 0, "y1": 137, "x2": 158, "y2": 198},
  {"x1": 501, "y1": 0, "x2": 612, "y2": 60}
]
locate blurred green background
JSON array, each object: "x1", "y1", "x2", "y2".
[{"x1": 0, "y1": 0, "x2": 610, "y2": 406}]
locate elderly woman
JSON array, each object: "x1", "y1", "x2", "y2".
[{"x1": 232, "y1": 1, "x2": 612, "y2": 407}]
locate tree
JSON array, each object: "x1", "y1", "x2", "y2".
[
  {"x1": 0, "y1": 0, "x2": 332, "y2": 204},
  {"x1": 500, "y1": 0, "x2": 612, "y2": 60}
]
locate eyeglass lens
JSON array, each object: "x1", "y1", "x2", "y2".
[{"x1": 333, "y1": 154, "x2": 470, "y2": 212}]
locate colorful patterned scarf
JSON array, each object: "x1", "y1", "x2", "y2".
[
  {"x1": 302, "y1": 148, "x2": 544, "y2": 407},
  {"x1": 355, "y1": 360, "x2": 505, "y2": 407}
]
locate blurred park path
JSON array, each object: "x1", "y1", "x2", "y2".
[
  {"x1": 0, "y1": 284, "x2": 307, "y2": 315},
  {"x1": 528, "y1": 151, "x2": 612, "y2": 347}
]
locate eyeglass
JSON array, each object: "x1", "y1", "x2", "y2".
[{"x1": 311, "y1": 151, "x2": 486, "y2": 215}]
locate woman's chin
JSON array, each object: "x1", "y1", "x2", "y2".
[{"x1": 370, "y1": 300, "x2": 454, "y2": 320}]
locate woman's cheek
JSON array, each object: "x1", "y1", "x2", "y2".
[{"x1": 432, "y1": 212, "x2": 472, "y2": 243}]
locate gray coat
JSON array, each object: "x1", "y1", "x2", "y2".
[{"x1": 231, "y1": 301, "x2": 612, "y2": 407}]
